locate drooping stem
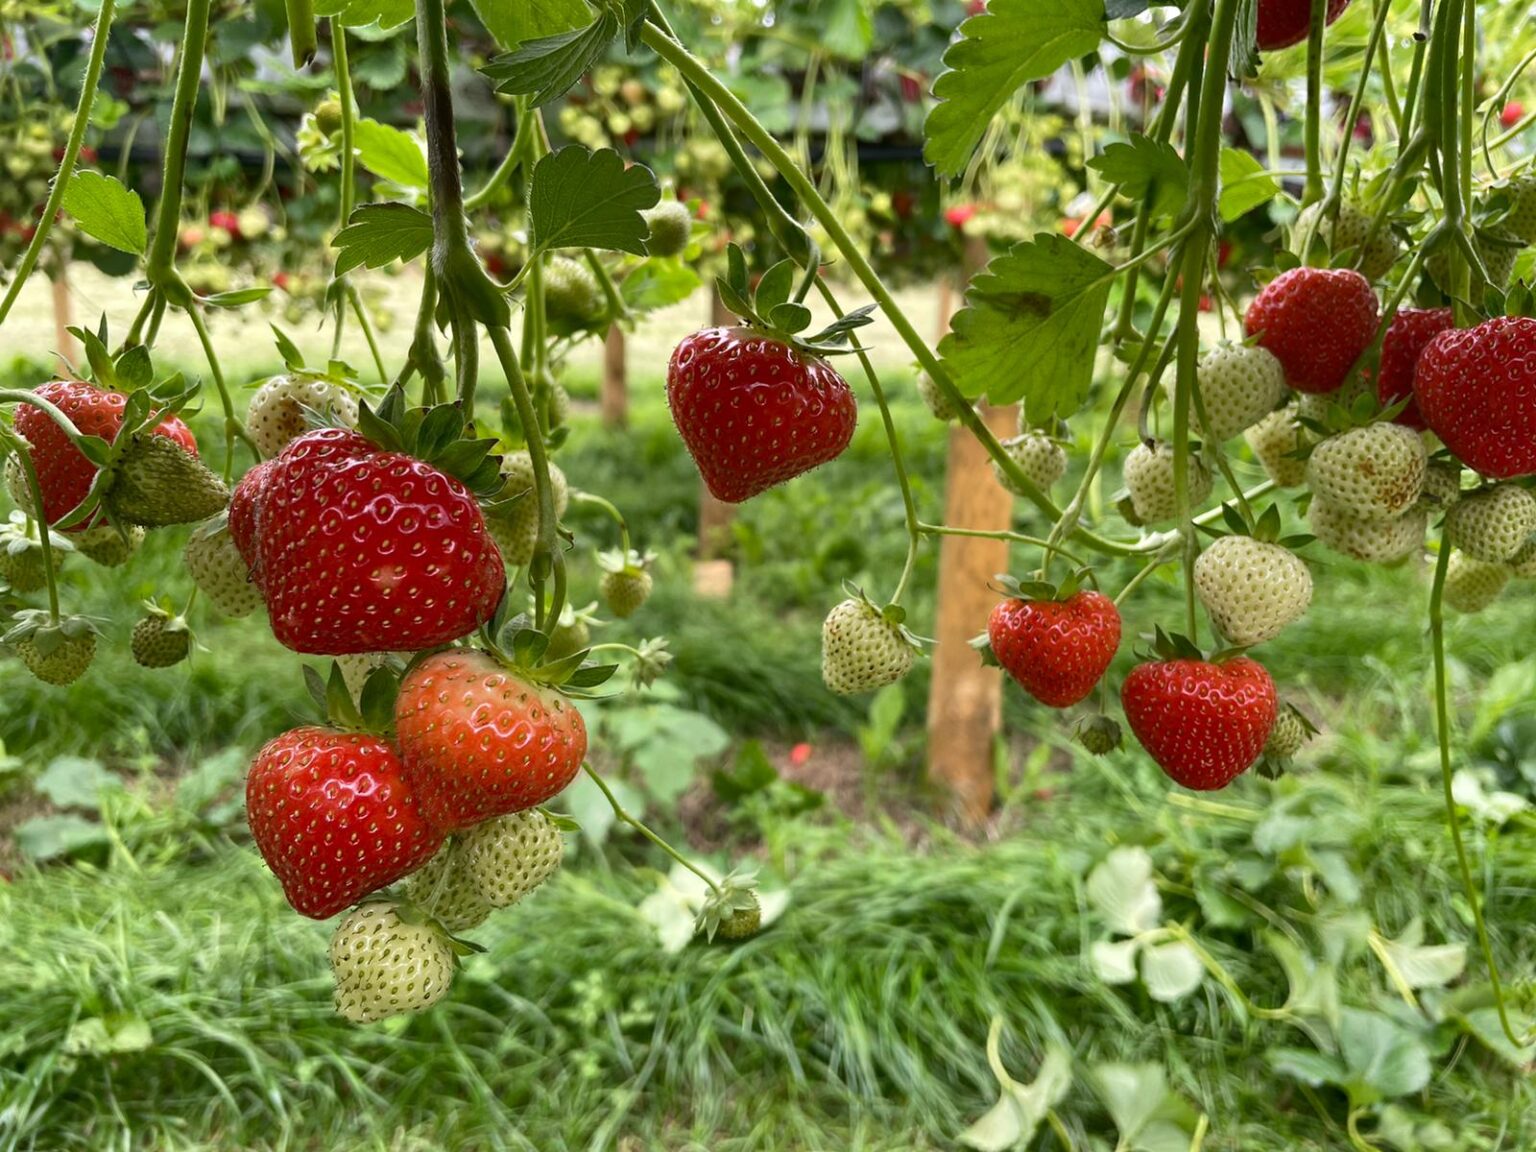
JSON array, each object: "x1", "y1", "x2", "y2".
[
  {"x1": 0, "y1": 0, "x2": 116, "y2": 332},
  {"x1": 3, "y1": 436, "x2": 62, "y2": 619},
  {"x1": 330, "y1": 17, "x2": 358, "y2": 359},
  {"x1": 582, "y1": 764, "x2": 720, "y2": 894},
  {"x1": 185, "y1": 303, "x2": 253, "y2": 479},
  {"x1": 1428, "y1": 538, "x2": 1532, "y2": 1049}
]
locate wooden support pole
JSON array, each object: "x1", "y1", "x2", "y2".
[
  {"x1": 51, "y1": 263, "x2": 76, "y2": 365},
  {"x1": 926, "y1": 236, "x2": 1012, "y2": 825},
  {"x1": 694, "y1": 285, "x2": 737, "y2": 595},
  {"x1": 601, "y1": 323, "x2": 628, "y2": 428}
]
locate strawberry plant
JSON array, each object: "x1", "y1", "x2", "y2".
[{"x1": 0, "y1": 0, "x2": 1531, "y2": 1099}]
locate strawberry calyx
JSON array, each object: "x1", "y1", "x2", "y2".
[
  {"x1": 353, "y1": 385, "x2": 504, "y2": 497},
  {"x1": 715, "y1": 242, "x2": 875, "y2": 357},
  {"x1": 386, "y1": 897, "x2": 487, "y2": 959},
  {"x1": 304, "y1": 660, "x2": 400, "y2": 737},
  {"x1": 597, "y1": 547, "x2": 654, "y2": 578},
  {"x1": 2, "y1": 607, "x2": 101, "y2": 650},
  {"x1": 1197, "y1": 500, "x2": 1313, "y2": 550},
  {"x1": 694, "y1": 869, "x2": 764, "y2": 943},
  {"x1": 1135, "y1": 625, "x2": 1249, "y2": 665},
  {"x1": 478, "y1": 595, "x2": 620, "y2": 696}
]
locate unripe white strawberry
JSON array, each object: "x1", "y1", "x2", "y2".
[
  {"x1": 1194, "y1": 536, "x2": 1313, "y2": 646},
  {"x1": 1508, "y1": 535, "x2": 1536, "y2": 579},
  {"x1": 485, "y1": 451, "x2": 570, "y2": 566},
  {"x1": 1245, "y1": 405, "x2": 1309, "y2": 488},
  {"x1": 1295, "y1": 372, "x2": 1373, "y2": 426},
  {"x1": 1308, "y1": 499, "x2": 1426, "y2": 563},
  {"x1": 821, "y1": 596, "x2": 918, "y2": 695},
  {"x1": 183, "y1": 519, "x2": 262, "y2": 617},
  {"x1": 1123, "y1": 441, "x2": 1213, "y2": 523},
  {"x1": 917, "y1": 372, "x2": 960, "y2": 422},
  {"x1": 461, "y1": 810, "x2": 564, "y2": 908},
  {"x1": 599, "y1": 549, "x2": 653, "y2": 618},
  {"x1": 1186, "y1": 343, "x2": 1287, "y2": 441},
  {"x1": 246, "y1": 373, "x2": 359, "y2": 459},
  {"x1": 1499, "y1": 174, "x2": 1536, "y2": 244},
  {"x1": 641, "y1": 200, "x2": 693, "y2": 258},
  {"x1": 1442, "y1": 553, "x2": 1510, "y2": 614},
  {"x1": 75, "y1": 523, "x2": 144, "y2": 568},
  {"x1": 992, "y1": 431, "x2": 1067, "y2": 496},
  {"x1": 1294, "y1": 201, "x2": 1399, "y2": 281},
  {"x1": 405, "y1": 843, "x2": 492, "y2": 932},
  {"x1": 1306, "y1": 424, "x2": 1426, "y2": 521},
  {"x1": 1445, "y1": 485, "x2": 1536, "y2": 563},
  {"x1": 1417, "y1": 461, "x2": 1463, "y2": 511},
  {"x1": 329, "y1": 902, "x2": 455, "y2": 1024}
]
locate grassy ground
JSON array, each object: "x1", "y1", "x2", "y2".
[{"x1": 1, "y1": 355, "x2": 1534, "y2": 1149}]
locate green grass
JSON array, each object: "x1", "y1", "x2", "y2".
[{"x1": 2, "y1": 740, "x2": 1531, "y2": 1151}]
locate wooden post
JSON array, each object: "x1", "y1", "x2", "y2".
[
  {"x1": 694, "y1": 286, "x2": 737, "y2": 595},
  {"x1": 601, "y1": 324, "x2": 628, "y2": 428},
  {"x1": 926, "y1": 237, "x2": 1013, "y2": 825},
  {"x1": 51, "y1": 264, "x2": 76, "y2": 365}
]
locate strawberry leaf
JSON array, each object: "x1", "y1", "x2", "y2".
[
  {"x1": 61, "y1": 171, "x2": 147, "y2": 255},
  {"x1": 471, "y1": 0, "x2": 589, "y2": 51},
  {"x1": 939, "y1": 234, "x2": 1114, "y2": 417},
  {"x1": 332, "y1": 204, "x2": 433, "y2": 276},
  {"x1": 924, "y1": 0, "x2": 1103, "y2": 179},
  {"x1": 353, "y1": 119, "x2": 429, "y2": 189},
  {"x1": 1087, "y1": 135, "x2": 1188, "y2": 219},
  {"x1": 527, "y1": 146, "x2": 659, "y2": 256}
]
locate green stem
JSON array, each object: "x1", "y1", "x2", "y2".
[
  {"x1": 917, "y1": 524, "x2": 1091, "y2": 571},
  {"x1": 464, "y1": 103, "x2": 532, "y2": 212},
  {"x1": 284, "y1": 0, "x2": 318, "y2": 67},
  {"x1": 145, "y1": 0, "x2": 212, "y2": 298},
  {"x1": 571, "y1": 490, "x2": 632, "y2": 558},
  {"x1": 1302, "y1": 0, "x2": 1328, "y2": 207},
  {"x1": 2, "y1": 436, "x2": 62, "y2": 618},
  {"x1": 347, "y1": 285, "x2": 388, "y2": 382},
  {"x1": 488, "y1": 326, "x2": 564, "y2": 631},
  {"x1": 0, "y1": 0, "x2": 116, "y2": 333},
  {"x1": 1429, "y1": 538, "x2": 1532, "y2": 1049},
  {"x1": 582, "y1": 764, "x2": 719, "y2": 894},
  {"x1": 330, "y1": 17, "x2": 357, "y2": 359},
  {"x1": 818, "y1": 279, "x2": 921, "y2": 605},
  {"x1": 1324, "y1": 0, "x2": 1392, "y2": 216},
  {"x1": 184, "y1": 304, "x2": 250, "y2": 480}
]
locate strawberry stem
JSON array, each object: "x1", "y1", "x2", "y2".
[
  {"x1": 0, "y1": 434, "x2": 62, "y2": 621},
  {"x1": 582, "y1": 764, "x2": 720, "y2": 895},
  {"x1": 1428, "y1": 535, "x2": 1533, "y2": 1050}
]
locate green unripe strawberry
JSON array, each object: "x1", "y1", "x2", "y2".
[
  {"x1": 545, "y1": 603, "x2": 594, "y2": 661},
  {"x1": 183, "y1": 518, "x2": 262, "y2": 617},
  {"x1": 75, "y1": 523, "x2": 143, "y2": 568},
  {"x1": 1427, "y1": 227, "x2": 1523, "y2": 293},
  {"x1": 642, "y1": 200, "x2": 693, "y2": 258},
  {"x1": 1188, "y1": 343, "x2": 1288, "y2": 441},
  {"x1": 821, "y1": 596, "x2": 919, "y2": 695},
  {"x1": 1194, "y1": 536, "x2": 1313, "y2": 647},
  {"x1": 1445, "y1": 484, "x2": 1536, "y2": 563},
  {"x1": 0, "y1": 514, "x2": 62, "y2": 593},
  {"x1": 1308, "y1": 500, "x2": 1426, "y2": 564},
  {"x1": 460, "y1": 811, "x2": 564, "y2": 909},
  {"x1": 543, "y1": 256, "x2": 605, "y2": 334},
  {"x1": 1077, "y1": 714, "x2": 1123, "y2": 755},
  {"x1": 1245, "y1": 405, "x2": 1310, "y2": 488},
  {"x1": 1123, "y1": 441, "x2": 1213, "y2": 523},
  {"x1": 1417, "y1": 461, "x2": 1463, "y2": 512},
  {"x1": 1294, "y1": 201, "x2": 1399, "y2": 281},
  {"x1": 917, "y1": 373, "x2": 960, "y2": 422},
  {"x1": 484, "y1": 452, "x2": 570, "y2": 566},
  {"x1": 599, "y1": 549, "x2": 653, "y2": 618},
  {"x1": 993, "y1": 431, "x2": 1067, "y2": 496},
  {"x1": 714, "y1": 893, "x2": 762, "y2": 941},
  {"x1": 130, "y1": 607, "x2": 192, "y2": 669},
  {"x1": 5, "y1": 611, "x2": 99, "y2": 686},
  {"x1": 1306, "y1": 424, "x2": 1426, "y2": 521},
  {"x1": 104, "y1": 435, "x2": 230, "y2": 528},
  {"x1": 313, "y1": 97, "x2": 344, "y2": 137},
  {"x1": 1442, "y1": 553, "x2": 1510, "y2": 614},
  {"x1": 1498, "y1": 174, "x2": 1536, "y2": 244},
  {"x1": 404, "y1": 844, "x2": 493, "y2": 933},
  {"x1": 329, "y1": 902, "x2": 455, "y2": 1024}
]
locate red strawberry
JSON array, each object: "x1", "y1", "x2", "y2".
[
  {"x1": 209, "y1": 209, "x2": 241, "y2": 234},
  {"x1": 245, "y1": 726, "x2": 443, "y2": 919},
  {"x1": 1244, "y1": 267, "x2": 1379, "y2": 393},
  {"x1": 1415, "y1": 317, "x2": 1536, "y2": 479},
  {"x1": 394, "y1": 649, "x2": 588, "y2": 832},
  {"x1": 256, "y1": 428, "x2": 505, "y2": 653},
  {"x1": 988, "y1": 591, "x2": 1121, "y2": 708},
  {"x1": 667, "y1": 327, "x2": 857, "y2": 503},
  {"x1": 1377, "y1": 307, "x2": 1453, "y2": 431},
  {"x1": 14, "y1": 380, "x2": 197, "y2": 529},
  {"x1": 1121, "y1": 657, "x2": 1277, "y2": 790},
  {"x1": 1256, "y1": 0, "x2": 1352, "y2": 50},
  {"x1": 228, "y1": 459, "x2": 275, "y2": 574}
]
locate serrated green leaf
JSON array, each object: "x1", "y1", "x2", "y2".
[
  {"x1": 471, "y1": 0, "x2": 589, "y2": 49},
  {"x1": 1088, "y1": 135, "x2": 1188, "y2": 219},
  {"x1": 938, "y1": 233, "x2": 1114, "y2": 417},
  {"x1": 61, "y1": 171, "x2": 146, "y2": 254},
  {"x1": 481, "y1": 13, "x2": 619, "y2": 107},
  {"x1": 528, "y1": 147, "x2": 659, "y2": 255},
  {"x1": 313, "y1": 0, "x2": 412, "y2": 28},
  {"x1": 1219, "y1": 148, "x2": 1281, "y2": 222},
  {"x1": 353, "y1": 119, "x2": 429, "y2": 188},
  {"x1": 332, "y1": 203, "x2": 433, "y2": 275},
  {"x1": 924, "y1": 0, "x2": 1104, "y2": 179}
]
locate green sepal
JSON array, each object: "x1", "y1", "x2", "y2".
[
  {"x1": 357, "y1": 666, "x2": 400, "y2": 735},
  {"x1": 271, "y1": 325, "x2": 305, "y2": 371},
  {"x1": 324, "y1": 662, "x2": 365, "y2": 731}
]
